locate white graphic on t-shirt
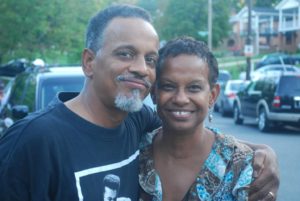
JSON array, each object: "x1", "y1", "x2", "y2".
[
  {"x1": 102, "y1": 174, "x2": 131, "y2": 201},
  {"x1": 74, "y1": 150, "x2": 139, "y2": 201}
]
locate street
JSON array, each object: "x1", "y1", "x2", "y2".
[{"x1": 207, "y1": 112, "x2": 300, "y2": 201}]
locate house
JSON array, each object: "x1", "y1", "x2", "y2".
[
  {"x1": 228, "y1": 0, "x2": 300, "y2": 55},
  {"x1": 229, "y1": 6, "x2": 279, "y2": 55},
  {"x1": 275, "y1": 0, "x2": 300, "y2": 53}
]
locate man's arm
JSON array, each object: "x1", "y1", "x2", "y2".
[{"x1": 241, "y1": 141, "x2": 279, "y2": 201}]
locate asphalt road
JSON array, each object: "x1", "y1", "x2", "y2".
[{"x1": 207, "y1": 112, "x2": 300, "y2": 201}]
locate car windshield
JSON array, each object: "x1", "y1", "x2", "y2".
[
  {"x1": 229, "y1": 83, "x2": 243, "y2": 91},
  {"x1": 218, "y1": 71, "x2": 231, "y2": 84},
  {"x1": 38, "y1": 76, "x2": 84, "y2": 110}
]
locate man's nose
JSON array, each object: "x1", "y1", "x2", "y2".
[{"x1": 129, "y1": 56, "x2": 148, "y2": 77}]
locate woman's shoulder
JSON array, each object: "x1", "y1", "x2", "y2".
[
  {"x1": 139, "y1": 127, "x2": 161, "y2": 149},
  {"x1": 208, "y1": 127, "x2": 254, "y2": 161}
]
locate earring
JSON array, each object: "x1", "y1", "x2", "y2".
[{"x1": 208, "y1": 106, "x2": 213, "y2": 123}]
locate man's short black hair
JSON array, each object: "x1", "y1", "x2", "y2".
[{"x1": 86, "y1": 4, "x2": 152, "y2": 53}]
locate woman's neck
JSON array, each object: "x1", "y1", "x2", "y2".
[{"x1": 154, "y1": 126, "x2": 214, "y2": 160}]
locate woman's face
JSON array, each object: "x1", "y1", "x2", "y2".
[{"x1": 156, "y1": 54, "x2": 219, "y2": 132}]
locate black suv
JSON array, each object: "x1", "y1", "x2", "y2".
[
  {"x1": 233, "y1": 71, "x2": 300, "y2": 132},
  {"x1": 0, "y1": 66, "x2": 85, "y2": 135}
]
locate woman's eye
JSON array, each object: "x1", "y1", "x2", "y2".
[
  {"x1": 160, "y1": 84, "x2": 175, "y2": 91},
  {"x1": 188, "y1": 85, "x2": 202, "y2": 92}
]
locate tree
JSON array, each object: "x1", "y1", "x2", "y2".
[
  {"x1": 0, "y1": 0, "x2": 108, "y2": 64},
  {"x1": 138, "y1": 0, "x2": 232, "y2": 48}
]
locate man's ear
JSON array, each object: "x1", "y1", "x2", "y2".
[
  {"x1": 82, "y1": 48, "x2": 95, "y2": 78},
  {"x1": 210, "y1": 83, "x2": 220, "y2": 107}
]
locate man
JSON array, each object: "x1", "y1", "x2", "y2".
[{"x1": 0, "y1": 4, "x2": 278, "y2": 201}]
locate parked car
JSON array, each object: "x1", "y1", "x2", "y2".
[
  {"x1": 255, "y1": 53, "x2": 295, "y2": 69},
  {"x1": 218, "y1": 70, "x2": 232, "y2": 85},
  {"x1": 214, "y1": 70, "x2": 232, "y2": 112},
  {"x1": 0, "y1": 66, "x2": 156, "y2": 136},
  {"x1": 251, "y1": 64, "x2": 300, "y2": 80},
  {"x1": 233, "y1": 71, "x2": 300, "y2": 132},
  {"x1": 292, "y1": 55, "x2": 300, "y2": 65},
  {"x1": 215, "y1": 79, "x2": 250, "y2": 116}
]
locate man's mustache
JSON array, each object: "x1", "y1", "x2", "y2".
[{"x1": 116, "y1": 74, "x2": 152, "y2": 89}]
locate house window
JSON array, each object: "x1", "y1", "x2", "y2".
[{"x1": 285, "y1": 32, "x2": 292, "y2": 45}]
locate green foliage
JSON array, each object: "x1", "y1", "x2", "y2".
[
  {"x1": 0, "y1": 0, "x2": 108, "y2": 64},
  {"x1": 253, "y1": 0, "x2": 281, "y2": 7},
  {"x1": 1, "y1": 0, "x2": 283, "y2": 65},
  {"x1": 138, "y1": 0, "x2": 232, "y2": 48}
]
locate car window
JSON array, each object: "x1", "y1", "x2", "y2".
[
  {"x1": 273, "y1": 67, "x2": 282, "y2": 71},
  {"x1": 246, "y1": 82, "x2": 255, "y2": 92},
  {"x1": 218, "y1": 71, "x2": 231, "y2": 84},
  {"x1": 9, "y1": 73, "x2": 36, "y2": 111},
  {"x1": 267, "y1": 57, "x2": 278, "y2": 63},
  {"x1": 229, "y1": 83, "x2": 242, "y2": 91},
  {"x1": 254, "y1": 80, "x2": 264, "y2": 91},
  {"x1": 277, "y1": 76, "x2": 300, "y2": 95},
  {"x1": 286, "y1": 67, "x2": 296, "y2": 72}
]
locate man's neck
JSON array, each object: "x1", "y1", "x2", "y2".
[{"x1": 65, "y1": 92, "x2": 128, "y2": 128}]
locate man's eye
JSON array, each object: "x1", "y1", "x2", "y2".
[
  {"x1": 117, "y1": 51, "x2": 134, "y2": 59},
  {"x1": 145, "y1": 56, "x2": 157, "y2": 68}
]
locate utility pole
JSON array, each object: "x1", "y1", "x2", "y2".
[
  {"x1": 208, "y1": 0, "x2": 212, "y2": 50},
  {"x1": 245, "y1": 0, "x2": 252, "y2": 80}
]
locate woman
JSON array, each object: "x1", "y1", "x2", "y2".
[{"x1": 139, "y1": 37, "x2": 254, "y2": 201}]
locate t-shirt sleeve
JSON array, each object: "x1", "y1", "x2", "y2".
[
  {"x1": 0, "y1": 118, "x2": 74, "y2": 201},
  {"x1": 136, "y1": 104, "x2": 161, "y2": 133},
  {"x1": 0, "y1": 121, "x2": 36, "y2": 200}
]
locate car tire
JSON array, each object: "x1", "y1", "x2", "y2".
[
  {"x1": 233, "y1": 104, "x2": 243, "y2": 124},
  {"x1": 258, "y1": 107, "x2": 272, "y2": 132}
]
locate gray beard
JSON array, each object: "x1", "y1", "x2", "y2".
[{"x1": 114, "y1": 89, "x2": 143, "y2": 112}]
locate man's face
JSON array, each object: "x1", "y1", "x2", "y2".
[
  {"x1": 89, "y1": 17, "x2": 159, "y2": 112},
  {"x1": 103, "y1": 186, "x2": 117, "y2": 201}
]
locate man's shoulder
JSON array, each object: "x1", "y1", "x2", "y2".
[
  {"x1": 0, "y1": 105, "x2": 64, "y2": 163},
  {"x1": 2, "y1": 103, "x2": 63, "y2": 139}
]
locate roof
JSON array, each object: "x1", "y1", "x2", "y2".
[
  {"x1": 276, "y1": 0, "x2": 300, "y2": 10},
  {"x1": 230, "y1": 6, "x2": 278, "y2": 22}
]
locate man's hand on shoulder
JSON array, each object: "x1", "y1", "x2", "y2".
[{"x1": 245, "y1": 142, "x2": 279, "y2": 201}]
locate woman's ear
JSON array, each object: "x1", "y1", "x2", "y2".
[
  {"x1": 210, "y1": 83, "x2": 220, "y2": 107},
  {"x1": 82, "y1": 48, "x2": 95, "y2": 78}
]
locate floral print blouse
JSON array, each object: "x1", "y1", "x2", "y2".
[{"x1": 139, "y1": 127, "x2": 254, "y2": 201}]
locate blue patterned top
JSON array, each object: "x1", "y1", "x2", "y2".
[{"x1": 139, "y1": 127, "x2": 254, "y2": 201}]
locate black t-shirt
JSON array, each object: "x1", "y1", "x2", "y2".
[{"x1": 0, "y1": 93, "x2": 161, "y2": 201}]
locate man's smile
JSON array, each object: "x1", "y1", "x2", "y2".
[{"x1": 116, "y1": 75, "x2": 152, "y2": 90}]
